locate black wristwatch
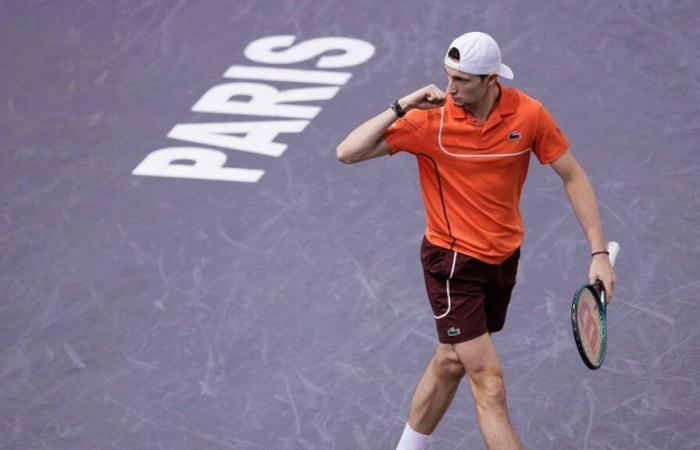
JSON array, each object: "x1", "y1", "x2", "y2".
[{"x1": 390, "y1": 100, "x2": 406, "y2": 118}]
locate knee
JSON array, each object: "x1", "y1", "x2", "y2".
[
  {"x1": 433, "y1": 348, "x2": 465, "y2": 382},
  {"x1": 469, "y1": 370, "x2": 506, "y2": 407}
]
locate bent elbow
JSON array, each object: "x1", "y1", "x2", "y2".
[{"x1": 336, "y1": 144, "x2": 354, "y2": 164}]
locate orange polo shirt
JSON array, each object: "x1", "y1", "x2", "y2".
[{"x1": 384, "y1": 83, "x2": 569, "y2": 264}]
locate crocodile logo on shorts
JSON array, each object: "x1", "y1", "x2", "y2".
[{"x1": 447, "y1": 327, "x2": 461, "y2": 337}]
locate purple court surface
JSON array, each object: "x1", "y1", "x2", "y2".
[{"x1": 1, "y1": 1, "x2": 699, "y2": 449}]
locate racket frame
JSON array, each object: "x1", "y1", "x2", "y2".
[
  {"x1": 570, "y1": 281, "x2": 607, "y2": 370},
  {"x1": 570, "y1": 241, "x2": 619, "y2": 370}
]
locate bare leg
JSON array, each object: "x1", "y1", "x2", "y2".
[
  {"x1": 407, "y1": 343, "x2": 465, "y2": 434},
  {"x1": 453, "y1": 333, "x2": 523, "y2": 450}
]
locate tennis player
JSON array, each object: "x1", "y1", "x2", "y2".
[{"x1": 336, "y1": 31, "x2": 617, "y2": 449}]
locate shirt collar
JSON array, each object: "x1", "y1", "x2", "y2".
[{"x1": 447, "y1": 82, "x2": 517, "y2": 120}]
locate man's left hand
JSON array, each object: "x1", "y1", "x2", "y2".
[{"x1": 589, "y1": 254, "x2": 616, "y2": 304}]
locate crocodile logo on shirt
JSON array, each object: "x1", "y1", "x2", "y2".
[
  {"x1": 447, "y1": 327, "x2": 461, "y2": 337},
  {"x1": 508, "y1": 131, "x2": 522, "y2": 141}
]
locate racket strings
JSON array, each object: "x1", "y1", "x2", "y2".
[{"x1": 578, "y1": 288, "x2": 604, "y2": 364}]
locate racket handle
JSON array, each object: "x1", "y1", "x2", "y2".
[{"x1": 607, "y1": 241, "x2": 620, "y2": 267}]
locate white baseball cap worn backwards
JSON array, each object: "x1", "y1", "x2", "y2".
[{"x1": 444, "y1": 31, "x2": 514, "y2": 80}]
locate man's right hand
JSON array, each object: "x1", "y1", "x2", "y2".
[{"x1": 400, "y1": 84, "x2": 447, "y2": 111}]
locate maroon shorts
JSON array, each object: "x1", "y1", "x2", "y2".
[{"x1": 420, "y1": 236, "x2": 520, "y2": 344}]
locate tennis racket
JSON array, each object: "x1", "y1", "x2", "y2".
[{"x1": 571, "y1": 241, "x2": 620, "y2": 370}]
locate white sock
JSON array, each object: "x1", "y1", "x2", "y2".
[{"x1": 396, "y1": 423, "x2": 431, "y2": 450}]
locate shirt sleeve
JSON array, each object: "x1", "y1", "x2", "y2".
[
  {"x1": 532, "y1": 104, "x2": 569, "y2": 164},
  {"x1": 383, "y1": 108, "x2": 428, "y2": 156}
]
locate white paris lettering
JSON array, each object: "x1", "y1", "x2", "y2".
[{"x1": 133, "y1": 35, "x2": 375, "y2": 183}]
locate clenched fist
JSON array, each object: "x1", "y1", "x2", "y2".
[{"x1": 399, "y1": 84, "x2": 447, "y2": 111}]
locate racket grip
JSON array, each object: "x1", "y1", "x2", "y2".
[{"x1": 607, "y1": 241, "x2": 620, "y2": 266}]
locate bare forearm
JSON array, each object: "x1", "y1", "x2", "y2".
[
  {"x1": 336, "y1": 85, "x2": 445, "y2": 164},
  {"x1": 336, "y1": 107, "x2": 398, "y2": 162},
  {"x1": 564, "y1": 170, "x2": 606, "y2": 253}
]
